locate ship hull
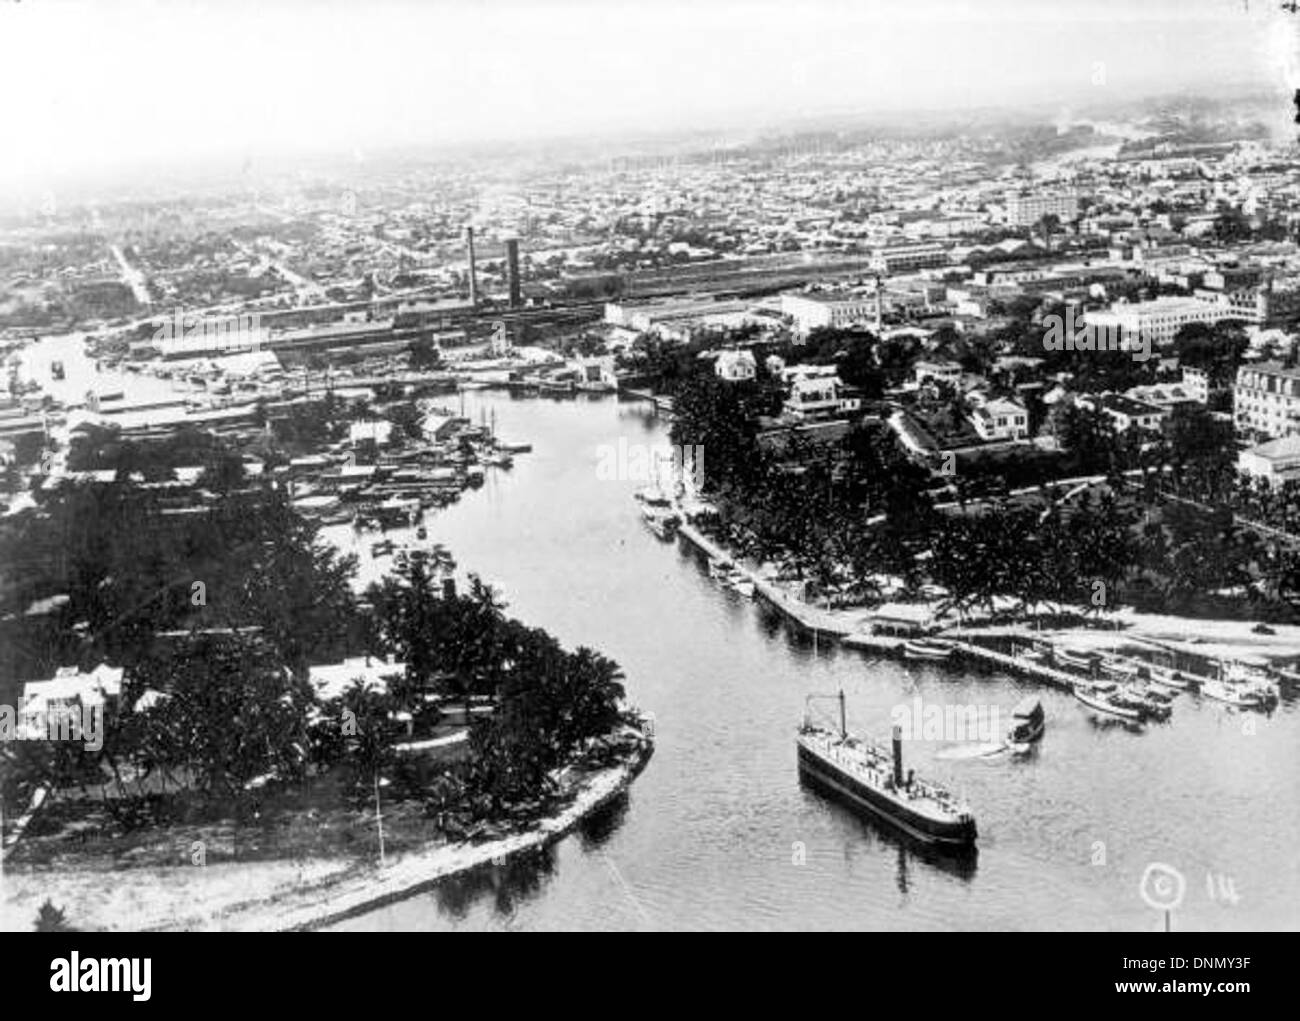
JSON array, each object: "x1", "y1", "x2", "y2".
[{"x1": 797, "y1": 741, "x2": 977, "y2": 848}]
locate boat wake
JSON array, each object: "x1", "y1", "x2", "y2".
[{"x1": 934, "y1": 742, "x2": 1008, "y2": 760}]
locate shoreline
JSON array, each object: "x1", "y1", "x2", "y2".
[
  {"x1": 1, "y1": 724, "x2": 654, "y2": 933},
  {"x1": 674, "y1": 520, "x2": 1300, "y2": 669}
]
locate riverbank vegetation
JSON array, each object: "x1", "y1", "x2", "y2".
[
  {"x1": 0, "y1": 439, "x2": 638, "y2": 879},
  {"x1": 668, "y1": 354, "x2": 1300, "y2": 625}
]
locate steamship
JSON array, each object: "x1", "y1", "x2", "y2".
[{"x1": 797, "y1": 692, "x2": 978, "y2": 848}]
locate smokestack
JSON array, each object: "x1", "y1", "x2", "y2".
[
  {"x1": 506, "y1": 237, "x2": 521, "y2": 308},
  {"x1": 466, "y1": 226, "x2": 478, "y2": 308},
  {"x1": 892, "y1": 724, "x2": 904, "y2": 787},
  {"x1": 874, "y1": 276, "x2": 883, "y2": 333}
]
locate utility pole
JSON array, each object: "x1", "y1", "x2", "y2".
[{"x1": 373, "y1": 769, "x2": 386, "y2": 867}]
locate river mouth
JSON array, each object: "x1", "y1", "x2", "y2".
[{"x1": 313, "y1": 389, "x2": 1298, "y2": 932}]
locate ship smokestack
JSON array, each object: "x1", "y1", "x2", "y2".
[
  {"x1": 506, "y1": 237, "x2": 521, "y2": 308},
  {"x1": 466, "y1": 226, "x2": 479, "y2": 308},
  {"x1": 892, "y1": 724, "x2": 904, "y2": 787}
]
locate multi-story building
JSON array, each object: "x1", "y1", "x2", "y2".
[
  {"x1": 1181, "y1": 366, "x2": 1211, "y2": 403},
  {"x1": 781, "y1": 291, "x2": 880, "y2": 336},
  {"x1": 1004, "y1": 189, "x2": 1080, "y2": 227},
  {"x1": 783, "y1": 374, "x2": 859, "y2": 421},
  {"x1": 1086, "y1": 297, "x2": 1238, "y2": 350},
  {"x1": 869, "y1": 242, "x2": 949, "y2": 275},
  {"x1": 1234, "y1": 362, "x2": 1300, "y2": 438}
]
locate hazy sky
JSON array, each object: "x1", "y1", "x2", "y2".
[{"x1": 0, "y1": 0, "x2": 1292, "y2": 195}]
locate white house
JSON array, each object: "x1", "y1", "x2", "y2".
[
  {"x1": 784, "y1": 375, "x2": 857, "y2": 421},
  {"x1": 968, "y1": 396, "x2": 1029, "y2": 441},
  {"x1": 715, "y1": 349, "x2": 757, "y2": 382}
]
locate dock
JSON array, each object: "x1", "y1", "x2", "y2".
[{"x1": 674, "y1": 521, "x2": 864, "y2": 639}]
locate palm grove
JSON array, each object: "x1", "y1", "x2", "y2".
[{"x1": 0, "y1": 445, "x2": 629, "y2": 846}]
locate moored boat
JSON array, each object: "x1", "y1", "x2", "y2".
[
  {"x1": 1144, "y1": 663, "x2": 1190, "y2": 692},
  {"x1": 903, "y1": 638, "x2": 954, "y2": 661},
  {"x1": 1114, "y1": 683, "x2": 1172, "y2": 722},
  {"x1": 1073, "y1": 680, "x2": 1143, "y2": 722},
  {"x1": 727, "y1": 574, "x2": 756, "y2": 598},
  {"x1": 1100, "y1": 656, "x2": 1141, "y2": 680},
  {"x1": 1200, "y1": 677, "x2": 1266, "y2": 709},
  {"x1": 797, "y1": 692, "x2": 977, "y2": 848},
  {"x1": 1055, "y1": 648, "x2": 1099, "y2": 672}
]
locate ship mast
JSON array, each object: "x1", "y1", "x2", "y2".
[{"x1": 839, "y1": 689, "x2": 846, "y2": 741}]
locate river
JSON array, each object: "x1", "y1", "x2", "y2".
[
  {"x1": 327, "y1": 390, "x2": 1300, "y2": 932},
  {"x1": 14, "y1": 337, "x2": 1296, "y2": 930}
]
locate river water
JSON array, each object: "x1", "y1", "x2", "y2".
[
  {"x1": 14, "y1": 339, "x2": 1297, "y2": 930},
  {"x1": 330, "y1": 390, "x2": 1300, "y2": 932}
]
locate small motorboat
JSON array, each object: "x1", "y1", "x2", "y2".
[
  {"x1": 370, "y1": 539, "x2": 396, "y2": 557},
  {"x1": 1006, "y1": 696, "x2": 1045, "y2": 748},
  {"x1": 728, "y1": 575, "x2": 756, "y2": 598},
  {"x1": 709, "y1": 557, "x2": 735, "y2": 580},
  {"x1": 416, "y1": 526, "x2": 428, "y2": 540},
  {"x1": 903, "y1": 638, "x2": 954, "y2": 661}
]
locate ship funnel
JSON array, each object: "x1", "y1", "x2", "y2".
[{"x1": 892, "y1": 724, "x2": 904, "y2": 787}]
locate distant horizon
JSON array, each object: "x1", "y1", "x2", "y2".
[{"x1": 2, "y1": 0, "x2": 1296, "y2": 204}]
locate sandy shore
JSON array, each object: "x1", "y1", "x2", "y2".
[{"x1": 0, "y1": 728, "x2": 653, "y2": 932}]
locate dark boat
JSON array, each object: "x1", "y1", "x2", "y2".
[
  {"x1": 797, "y1": 693, "x2": 977, "y2": 848},
  {"x1": 1006, "y1": 696, "x2": 1045, "y2": 751}
]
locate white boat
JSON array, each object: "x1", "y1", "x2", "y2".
[
  {"x1": 903, "y1": 638, "x2": 954, "y2": 661},
  {"x1": 1200, "y1": 678, "x2": 1265, "y2": 708},
  {"x1": 1073, "y1": 681, "x2": 1143, "y2": 722},
  {"x1": 729, "y1": 576, "x2": 756, "y2": 598}
]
